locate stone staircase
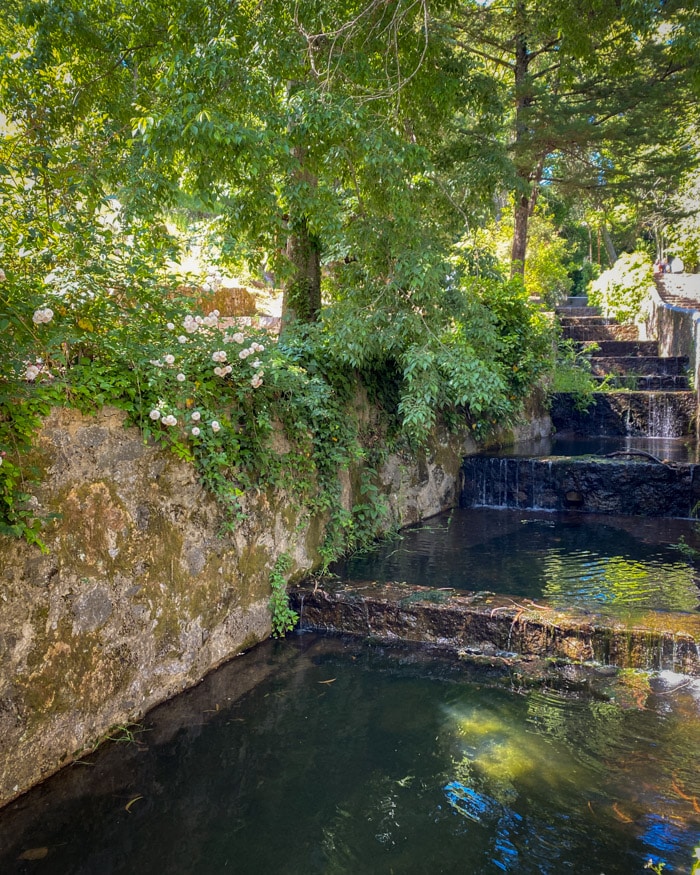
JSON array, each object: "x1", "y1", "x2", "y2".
[{"x1": 551, "y1": 296, "x2": 696, "y2": 437}]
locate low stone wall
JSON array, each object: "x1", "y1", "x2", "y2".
[{"x1": 0, "y1": 403, "x2": 551, "y2": 807}]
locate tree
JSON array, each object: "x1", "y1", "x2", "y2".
[{"x1": 439, "y1": 0, "x2": 700, "y2": 276}]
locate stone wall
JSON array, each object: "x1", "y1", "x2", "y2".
[
  {"x1": 641, "y1": 282, "x2": 700, "y2": 393},
  {"x1": 0, "y1": 403, "x2": 551, "y2": 807}
]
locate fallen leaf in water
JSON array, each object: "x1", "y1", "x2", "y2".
[
  {"x1": 125, "y1": 795, "x2": 143, "y2": 813},
  {"x1": 18, "y1": 848, "x2": 48, "y2": 861},
  {"x1": 318, "y1": 678, "x2": 336, "y2": 685},
  {"x1": 612, "y1": 802, "x2": 633, "y2": 823}
]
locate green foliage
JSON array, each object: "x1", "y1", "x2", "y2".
[
  {"x1": 324, "y1": 250, "x2": 555, "y2": 446},
  {"x1": 490, "y1": 205, "x2": 574, "y2": 305},
  {"x1": 569, "y1": 259, "x2": 600, "y2": 297},
  {"x1": 523, "y1": 214, "x2": 573, "y2": 306},
  {"x1": 549, "y1": 338, "x2": 596, "y2": 411},
  {"x1": 0, "y1": 0, "x2": 557, "y2": 564},
  {"x1": 588, "y1": 251, "x2": 654, "y2": 324},
  {"x1": 268, "y1": 553, "x2": 297, "y2": 638}
]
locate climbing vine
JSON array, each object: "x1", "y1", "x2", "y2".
[{"x1": 268, "y1": 554, "x2": 297, "y2": 637}]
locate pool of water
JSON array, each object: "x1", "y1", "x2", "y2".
[
  {"x1": 487, "y1": 434, "x2": 700, "y2": 462},
  {"x1": 333, "y1": 508, "x2": 700, "y2": 614},
  {"x1": 1, "y1": 636, "x2": 698, "y2": 874}
]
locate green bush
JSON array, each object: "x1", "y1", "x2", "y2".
[{"x1": 588, "y1": 251, "x2": 654, "y2": 324}]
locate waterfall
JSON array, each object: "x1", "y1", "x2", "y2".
[{"x1": 647, "y1": 393, "x2": 677, "y2": 438}]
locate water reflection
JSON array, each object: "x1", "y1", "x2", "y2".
[
  {"x1": 0, "y1": 637, "x2": 698, "y2": 874},
  {"x1": 334, "y1": 508, "x2": 700, "y2": 614}
]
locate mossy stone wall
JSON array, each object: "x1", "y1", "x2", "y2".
[{"x1": 0, "y1": 403, "x2": 550, "y2": 807}]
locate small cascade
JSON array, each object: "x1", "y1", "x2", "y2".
[
  {"x1": 294, "y1": 294, "x2": 700, "y2": 678},
  {"x1": 289, "y1": 582, "x2": 700, "y2": 676}
]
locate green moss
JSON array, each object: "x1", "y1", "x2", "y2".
[{"x1": 19, "y1": 617, "x2": 134, "y2": 726}]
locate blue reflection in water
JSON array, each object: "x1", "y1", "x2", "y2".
[{"x1": 445, "y1": 781, "x2": 504, "y2": 823}]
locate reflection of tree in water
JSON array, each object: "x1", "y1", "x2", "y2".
[
  {"x1": 340, "y1": 509, "x2": 700, "y2": 612},
  {"x1": 542, "y1": 550, "x2": 700, "y2": 612}
]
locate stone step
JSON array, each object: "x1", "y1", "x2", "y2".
[
  {"x1": 580, "y1": 340, "x2": 659, "y2": 356},
  {"x1": 563, "y1": 324, "x2": 640, "y2": 342},
  {"x1": 592, "y1": 374, "x2": 690, "y2": 391},
  {"x1": 558, "y1": 315, "x2": 613, "y2": 325},
  {"x1": 555, "y1": 306, "x2": 601, "y2": 317},
  {"x1": 562, "y1": 296, "x2": 590, "y2": 307},
  {"x1": 550, "y1": 391, "x2": 697, "y2": 438},
  {"x1": 291, "y1": 582, "x2": 700, "y2": 674},
  {"x1": 589, "y1": 355, "x2": 689, "y2": 376}
]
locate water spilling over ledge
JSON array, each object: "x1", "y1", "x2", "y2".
[
  {"x1": 461, "y1": 455, "x2": 700, "y2": 516},
  {"x1": 290, "y1": 581, "x2": 700, "y2": 676},
  {"x1": 551, "y1": 391, "x2": 697, "y2": 437}
]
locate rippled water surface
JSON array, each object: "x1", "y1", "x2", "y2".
[
  {"x1": 333, "y1": 508, "x2": 700, "y2": 613},
  {"x1": 1, "y1": 636, "x2": 699, "y2": 874}
]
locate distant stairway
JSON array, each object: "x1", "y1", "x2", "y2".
[{"x1": 551, "y1": 296, "x2": 696, "y2": 437}]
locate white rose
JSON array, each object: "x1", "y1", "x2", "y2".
[
  {"x1": 149, "y1": 409, "x2": 161, "y2": 420},
  {"x1": 176, "y1": 373, "x2": 186, "y2": 382},
  {"x1": 166, "y1": 322, "x2": 175, "y2": 330},
  {"x1": 211, "y1": 420, "x2": 221, "y2": 433},
  {"x1": 191, "y1": 411, "x2": 201, "y2": 422},
  {"x1": 164, "y1": 354, "x2": 175, "y2": 365},
  {"x1": 191, "y1": 426, "x2": 201, "y2": 437}
]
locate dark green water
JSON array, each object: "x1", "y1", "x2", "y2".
[
  {"x1": 1, "y1": 636, "x2": 699, "y2": 874},
  {"x1": 333, "y1": 508, "x2": 700, "y2": 614}
]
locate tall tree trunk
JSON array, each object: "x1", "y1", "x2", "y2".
[
  {"x1": 281, "y1": 216, "x2": 321, "y2": 329},
  {"x1": 510, "y1": 193, "x2": 530, "y2": 276},
  {"x1": 509, "y1": 8, "x2": 532, "y2": 279},
  {"x1": 281, "y1": 142, "x2": 322, "y2": 333},
  {"x1": 601, "y1": 224, "x2": 617, "y2": 266}
]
